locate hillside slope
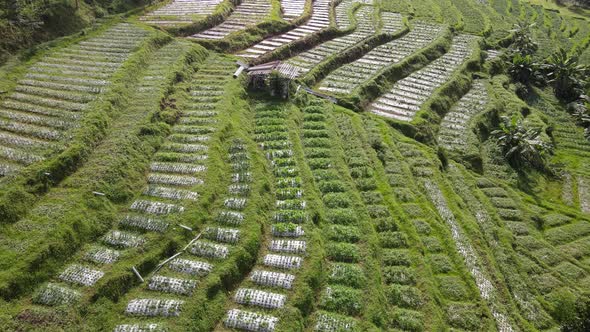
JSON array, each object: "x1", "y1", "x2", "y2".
[{"x1": 0, "y1": 0, "x2": 590, "y2": 331}]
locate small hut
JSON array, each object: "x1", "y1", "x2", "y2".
[{"x1": 245, "y1": 61, "x2": 300, "y2": 98}]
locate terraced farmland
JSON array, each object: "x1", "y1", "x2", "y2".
[
  {"x1": 139, "y1": 0, "x2": 223, "y2": 27},
  {"x1": 317, "y1": 21, "x2": 444, "y2": 95},
  {"x1": 438, "y1": 80, "x2": 488, "y2": 153},
  {"x1": 286, "y1": 6, "x2": 378, "y2": 74},
  {"x1": 189, "y1": 0, "x2": 272, "y2": 40},
  {"x1": 222, "y1": 102, "x2": 312, "y2": 330},
  {"x1": 369, "y1": 34, "x2": 478, "y2": 121},
  {"x1": 0, "y1": 23, "x2": 150, "y2": 177},
  {"x1": 238, "y1": 0, "x2": 332, "y2": 59},
  {"x1": 3, "y1": 0, "x2": 590, "y2": 331}
]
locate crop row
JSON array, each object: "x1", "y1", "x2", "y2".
[
  {"x1": 190, "y1": 0, "x2": 272, "y2": 40},
  {"x1": 318, "y1": 21, "x2": 443, "y2": 95},
  {"x1": 362, "y1": 117, "x2": 495, "y2": 330},
  {"x1": 27, "y1": 53, "x2": 233, "y2": 331},
  {"x1": 299, "y1": 101, "x2": 374, "y2": 331},
  {"x1": 286, "y1": 6, "x2": 378, "y2": 74},
  {"x1": 334, "y1": 112, "x2": 436, "y2": 330},
  {"x1": 116, "y1": 135, "x2": 254, "y2": 331},
  {"x1": 474, "y1": 176, "x2": 564, "y2": 329},
  {"x1": 369, "y1": 34, "x2": 478, "y2": 121},
  {"x1": 0, "y1": 23, "x2": 150, "y2": 177},
  {"x1": 223, "y1": 103, "x2": 312, "y2": 331},
  {"x1": 437, "y1": 80, "x2": 488, "y2": 152},
  {"x1": 140, "y1": 0, "x2": 223, "y2": 27},
  {"x1": 281, "y1": 0, "x2": 306, "y2": 21},
  {"x1": 239, "y1": 0, "x2": 332, "y2": 59}
]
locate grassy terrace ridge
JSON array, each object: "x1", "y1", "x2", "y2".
[{"x1": 3, "y1": 0, "x2": 590, "y2": 331}]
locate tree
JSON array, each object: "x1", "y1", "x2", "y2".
[
  {"x1": 508, "y1": 21, "x2": 538, "y2": 56},
  {"x1": 507, "y1": 53, "x2": 541, "y2": 84},
  {"x1": 492, "y1": 114, "x2": 553, "y2": 170},
  {"x1": 561, "y1": 294, "x2": 590, "y2": 332},
  {"x1": 542, "y1": 48, "x2": 589, "y2": 102}
]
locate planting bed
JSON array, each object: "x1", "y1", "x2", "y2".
[
  {"x1": 114, "y1": 133, "x2": 253, "y2": 330},
  {"x1": 189, "y1": 0, "x2": 272, "y2": 40},
  {"x1": 281, "y1": 0, "x2": 306, "y2": 21},
  {"x1": 299, "y1": 101, "x2": 373, "y2": 330},
  {"x1": 317, "y1": 21, "x2": 443, "y2": 95},
  {"x1": 437, "y1": 80, "x2": 488, "y2": 153},
  {"x1": 140, "y1": 0, "x2": 224, "y2": 27},
  {"x1": 222, "y1": 101, "x2": 313, "y2": 331},
  {"x1": 238, "y1": 0, "x2": 332, "y2": 59},
  {"x1": 368, "y1": 34, "x2": 478, "y2": 121},
  {"x1": 0, "y1": 23, "x2": 150, "y2": 177},
  {"x1": 286, "y1": 6, "x2": 379, "y2": 74}
]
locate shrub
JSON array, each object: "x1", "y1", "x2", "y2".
[
  {"x1": 367, "y1": 205, "x2": 390, "y2": 218},
  {"x1": 375, "y1": 218, "x2": 399, "y2": 232},
  {"x1": 382, "y1": 249, "x2": 412, "y2": 267},
  {"x1": 320, "y1": 286, "x2": 363, "y2": 316},
  {"x1": 428, "y1": 254, "x2": 453, "y2": 273},
  {"x1": 379, "y1": 231, "x2": 408, "y2": 248},
  {"x1": 445, "y1": 303, "x2": 482, "y2": 330},
  {"x1": 403, "y1": 204, "x2": 425, "y2": 218},
  {"x1": 382, "y1": 266, "x2": 416, "y2": 285},
  {"x1": 318, "y1": 180, "x2": 346, "y2": 193},
  {"x1": 329, "y1": 263, "x2": 366, "y2": 288},
  {"x1": 326, "y1": 242, "x2": 361, "y2": 263},
  {"x1": 392, "y1": 309, "x2": 424, "y2": 331},
  {"x1": 387, "y1": 174, "x2": 406, "y2": 187},
  {"x1": 422, "y1": 236, "x2": 443, "y2": 253},
  {"x1": 355, "y1": 178, "x2": 378, "y2": 191},
  {"x1": 325, "y1": 225, "x2": 361, "y2": 243},
  {"x1": 413, "y1": 220, "x2": 431, "y2": 235},
  {"x1": 308, "y1": 158, "x2": 332, "y2": 170},
  {"x1": 323, "y1": 193, "x2": 352, "y2": 208},
  {"x1": 350, "y1": 166, "x2": 373, "y2": 179},
  {"x1": 361, "y1": 192, "x2": 383, "y2": 205},
  {"x1": 394, "y1": 188, "x2": 415, "y2": 203},
  {"x1": 386, "y1": 284, "x2": 423, "y2": 309},
  {"x1": 437, "y1": 276, "x2": 469, "y2": 301},
  {"x1": 326, "y1": 209, "x2": 358, "y2": 225}
]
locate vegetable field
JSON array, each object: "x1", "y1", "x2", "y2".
[{"x1": 1, "y1": 0, "x2": 590, "y2": 331}]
